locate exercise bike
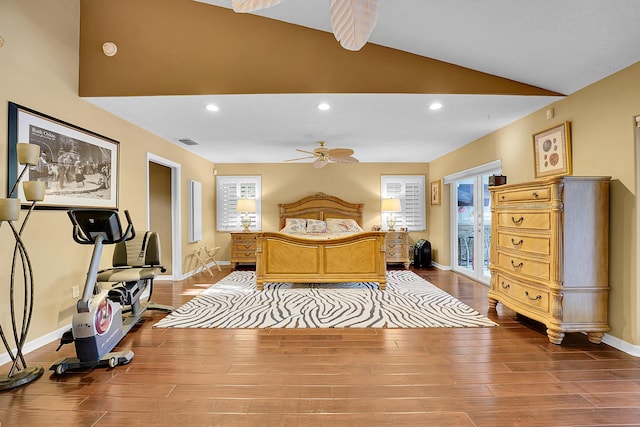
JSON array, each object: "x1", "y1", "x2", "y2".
[{"x1": 50, "y1": 209, "x2": 172, "y2": 374}]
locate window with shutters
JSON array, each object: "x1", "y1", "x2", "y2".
[
  {"x1": 380, "y1": 175, "x2": 426, "y2": 231},
  {"x1": 216, "y1": 176, "x2": 262, "y2": 231}
]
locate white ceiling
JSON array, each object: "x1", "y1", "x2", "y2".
[{"x1": 86, "y1": 0, "x2": 640, "y2": 164}]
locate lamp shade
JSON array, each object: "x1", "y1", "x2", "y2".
[
  {"x1": 23, "y1": 181, "x2": 45, "y2": 202},
  {"x1": 0, "y1": 198, "x2": 20, "y2": 221},
  {"x1": 381, "y1": 198, "x2": 401, "y2": 212},
  {"x1": 17, "y1": 143, "x2": 41, "y2": 166},
  {"x1": 236, "y1": 198, "x2": 256, "y2": 213}
]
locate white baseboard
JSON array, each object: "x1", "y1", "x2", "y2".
[
  {"x1": 0, "y1": 325, "x2": 70, "y2": 367},
  {"x1": 602, "y1": 333, "x2": 640, "y2": 357},
  {"x1": 430, "y1": 262, "x2": 450, "y2": 270}
]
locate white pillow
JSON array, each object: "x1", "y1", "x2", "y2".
[
  {"x1": 306, "y1": 219, "x2": 327, "y2": 233},
  {"x1": 282, "y1": 218, "x2": 307, "y2": 233},
  {"x1": 326, "y1": 218, "x2": 363, "y2": 233}
]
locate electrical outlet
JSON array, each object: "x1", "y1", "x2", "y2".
[{"x1": 72, "y1": 286, "x2": 80, "y2": 299}]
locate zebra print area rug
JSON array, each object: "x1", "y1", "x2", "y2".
[{"x1": 153, "y1": 270, "x2": 497, "y2": 329}]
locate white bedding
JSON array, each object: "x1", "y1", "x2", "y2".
[{"x1": 279, "y1": 217, "x2": 364, "y2": 240}]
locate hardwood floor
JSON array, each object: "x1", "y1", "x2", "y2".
[{"x1": 2, "y1": 266, "x2": 639, "y2": 426}]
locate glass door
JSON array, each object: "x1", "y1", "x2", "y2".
[{"x1": 447, "y1": 162, "x2": 500, "y2": 285}]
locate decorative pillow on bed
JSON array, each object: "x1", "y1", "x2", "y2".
[
  {"x1": 306, "y1": 219, "x2": 328, "y2": 233},
  {"x1": 326, "y1": 218, "x2": 363, "y2": 233},
  {"x1": 282, "y1": 218, "x2": 307, "y2": 233}
]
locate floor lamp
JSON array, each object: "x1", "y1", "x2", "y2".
[{"x1": 0, "y1": 143, "x2": 46, "y2": 390}]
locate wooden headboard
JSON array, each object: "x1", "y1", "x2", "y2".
[{"x1": 278, "y1": 192, "x2": 364, "y2": 229}]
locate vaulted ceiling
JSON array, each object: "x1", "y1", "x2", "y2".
[{"x1": 79, "y1": 0, "x2": 640, "y2": 163}]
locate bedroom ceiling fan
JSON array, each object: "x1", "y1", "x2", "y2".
[
  {"x1": 230, "y1": 0, "x2": 378, "y2": 51},
  {"x1": 284, "y1": 141, "x2": 360, "y2": 168}
]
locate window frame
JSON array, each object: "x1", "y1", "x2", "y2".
[
  {"x1": 216, "y1": 175, "x2": 262, "y2": 232},
  {"x1": 380, "y1": 175, "x2": 426, "y2": 232}
]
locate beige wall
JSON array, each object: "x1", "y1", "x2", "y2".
[
  {"x1": 428, "y1": 61, "x2": 640, "y2": 346},
  {"x1": 213, "y1": 163, "x2": 429, "y2": 260},
  {"x1": 0, "y1": 1, "x2": 216, "y2": 342}
]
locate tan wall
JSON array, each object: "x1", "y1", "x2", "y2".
[
  {"x1": 428, "y1": 61, "x2": 640, "y2": 346},
  {"x1": 213, "y1": 163, "x2": 429, "y2": 260},
  {"x1": 0, "y1": 0, "x2": 216, "y2": 342}
]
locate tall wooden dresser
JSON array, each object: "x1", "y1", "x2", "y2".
[{"x1": 488, "y1": 176, "x2": 610, "y2": 344}]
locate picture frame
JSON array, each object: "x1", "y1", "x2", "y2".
[
  {"x1": 430, "y1": 180, "x2": 441, "y2": 205},
  {"x1": 8, "y1": 102, "x2": 119, "y2": 209},
  {"x1": 532, "y1": 121, "x2": 572, "y2": 179}
]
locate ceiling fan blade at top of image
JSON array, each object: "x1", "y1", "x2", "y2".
[
  {"x1": 330, "y1": 0, "x2": 378, "y2": 51},
  {"x1": 295, "y1": 149, "x2": 317, "y2": 156},
  {"x1": 231, "y1": 0, "x2": 284, "y2": 13},
  {"x1": 331, "y1": 156, "x2": 359, "y2": 164},
  {"x1": 327, "y1": 147, "x2": 354, "y2": 158},
  {"x1": 283, "y1": 155, "x2": 316, "y2": 162}
]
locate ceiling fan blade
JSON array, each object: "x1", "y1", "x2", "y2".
[
  {"x1": 327, "y1": 148, "x2": 354, "y2": 157},
  {"x1": 296, "y1": 149, "x2": 318, "y2": 156},
  {"x1": 284, "y1": 155, "x2": 316, "y2": 162},
  {"x1": 314, "y1": 158, "x2": 329, "y2": 169},
  {"x1": 231, "y1": 0, "x2": 285, "y2": 13},
  {"x1": 331, "y1": 156, "x2": 359, "y2": 164},
  {"x1": 330, "y1": 0, "x2": 378, "y2": 51}
]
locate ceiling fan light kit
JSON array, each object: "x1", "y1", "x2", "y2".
[{"x1": 231, "y1": 0, "x2": 378, "y2": 51}]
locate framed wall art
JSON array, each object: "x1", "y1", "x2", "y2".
[
  {"x1": 8, "y1": 102, "x2": 119, "y2": 209},
  {"x1": 532, "y1": 121, "x2": 572, "y2": 179},
  {"x1": 430, "y1": 180, "x2": 441, "y2": 205}
]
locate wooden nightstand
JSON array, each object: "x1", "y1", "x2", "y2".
[
  {"x1": 230, "y1": 231, "x2": 260, "y2": 269},
  {"x1": 385, "y1": 231, "x2": 410, "y2": 269}
]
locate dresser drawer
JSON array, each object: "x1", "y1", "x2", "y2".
[
  {"x1": 232, "y1": 250, "x2": 256, "y2": 260},
  {"x1": 494, "y1": 273, "x2": 550, "y2": 313},
  {"x1": 233, "y1": 242, "x2": 257, "y2": 251},
  {"x1": 497, "y1": 252, "x2": 550, "y2": 281},
  {"x1": 495, "y1": 187, "x2": 551, "y2": 204},
  {"x1": 496, "y1": 211, "x2": 551, "y2": 231},
  {"x1": 496, "y1": 231, "x2": 551, "y2": 257}
]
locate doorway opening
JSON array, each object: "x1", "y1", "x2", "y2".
[{"x1": 147, "y1": 153, "x2": 182, "y2": 280}]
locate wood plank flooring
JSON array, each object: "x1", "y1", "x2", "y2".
[{"x1": 2, "y1": 267, "x2": 639, "y2": 426}]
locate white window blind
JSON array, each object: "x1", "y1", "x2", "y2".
[
  {"x1": 216, "y1": 176, "x2": 261, "y2": 231},
  {"x1": 381, "y1": 175, "x2": 426, "y2": 231}
]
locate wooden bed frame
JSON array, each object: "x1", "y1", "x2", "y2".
[{"x1": 255, "y1": 193, "x2": 387, "y2": 291}]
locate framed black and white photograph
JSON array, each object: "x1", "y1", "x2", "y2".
[{"x1": 8, "y1": 102, "x2": 119, "y2": 209}]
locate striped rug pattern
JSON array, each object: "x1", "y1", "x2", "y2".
[{"x1": 153, "y1": 270, "x2": 497, "y2": 329}]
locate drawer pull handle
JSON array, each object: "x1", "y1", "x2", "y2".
[
  {"x1": 500, "y1": 281, "x2": 510, "y2": 289},
  {"x1": 511, "y1": 216, "x2": 524, "y2": 225},
  {"x1": 525, "y1": 291, "x2": 542, "y2": 301},
  {"x1": 532, "y1": 192, "x2": 539, "y2": 198},
  {"x1": 511, "y1": 238, "x2": 524, "y2": 247},
  {"x1": 511, "y1": 260, "x2": 524, "y2": 269}
]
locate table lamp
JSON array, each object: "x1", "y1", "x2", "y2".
[
  {"x1": 381, "y1": 198, "x2": 401, "y2": 231},
  {"x1": 236, "y1": 198, "x2": 256, "y2": 232}
]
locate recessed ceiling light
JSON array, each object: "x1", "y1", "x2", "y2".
[
  {"x1": 206, "y1": 104, "x2": 219, "y2": 112},
  {"x1": 318, "y1": 103, "x2": 331, "y2": 111},
  {"x1": 429, "y1": 102, "x2": 443, "y2": 111}
]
